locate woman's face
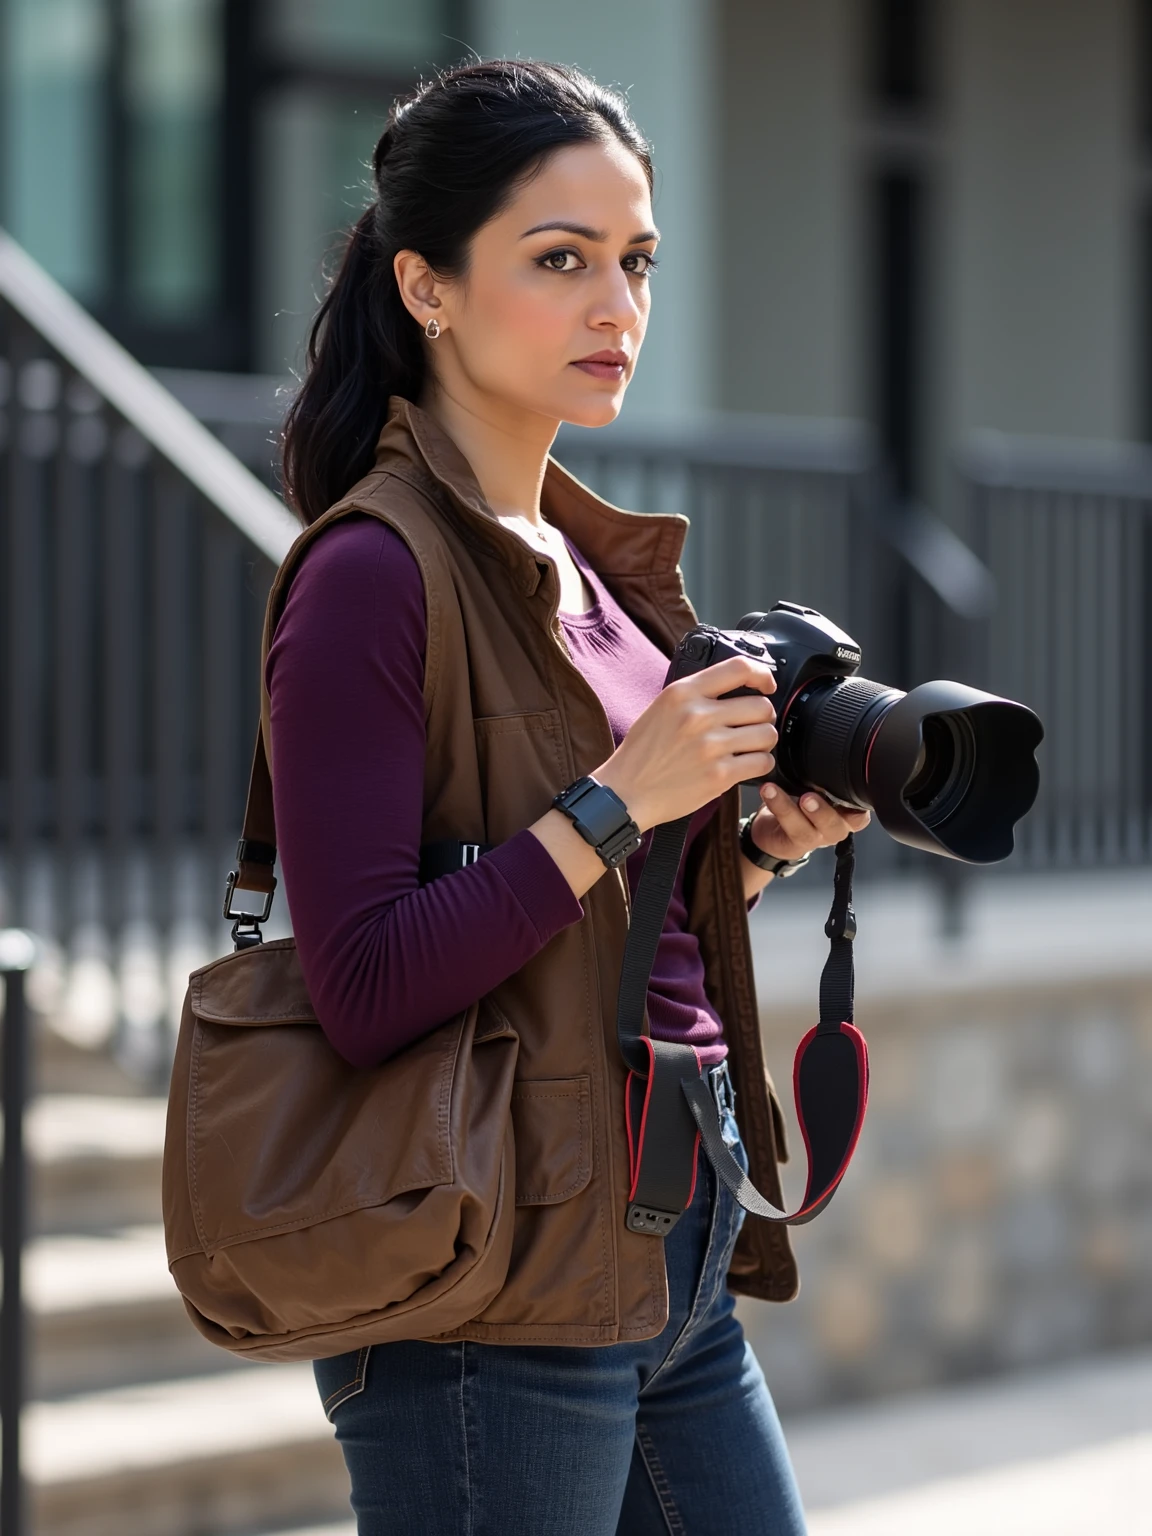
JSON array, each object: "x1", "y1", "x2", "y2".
[{"x1": 400, "y1": 138, "x2": 659, "y2": 429}]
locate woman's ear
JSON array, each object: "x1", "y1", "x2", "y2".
[{"x1": 394, "y1": 249, "x2": 446, "y2": 332}]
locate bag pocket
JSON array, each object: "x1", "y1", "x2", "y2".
[
  {"x1": 166, "y1": 942, "x2": 520, "y2": 1350},
  {"x1": 511, "y1": 1075, "x2": 592, "y2": 1205}
]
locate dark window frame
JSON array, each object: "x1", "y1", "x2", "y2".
[{"x1": 0, "y1": 0, "x2": 472, "y2": 373}]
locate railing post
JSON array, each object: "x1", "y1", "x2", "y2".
[{"x1": 1, "y1": 930, "x2": 36, "y2": 1536}]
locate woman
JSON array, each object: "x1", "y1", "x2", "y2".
[{"x1": 271, "y1": 58, "x2": 869, "y2": 1536}]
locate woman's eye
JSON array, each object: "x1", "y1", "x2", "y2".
[
  {"x1": 624, "y1": 251, "x2": 659, "y2": 277},
  {"x1": 537, "y1": 250, "x2": 583, "y2": 272}
]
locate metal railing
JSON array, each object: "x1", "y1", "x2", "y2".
[
  {"x1": 5, "y1": 226, "x2": 1151, "y2": 1074},
  {"x1": 0, "y1": 233, "x2": 297, "y2": 1075},
  {"x1": 554, "y1": 414, "x2": 882, "y2": 642},
  {"x1": 961, "y1": 432, "x2": 1152, "y2": 870},
  {"x1": 155, "y1": 375, "x2": 890, "y2": 655},
  {"x1": 1, "y1": 929, "x2": 35, "y2": 1536}
]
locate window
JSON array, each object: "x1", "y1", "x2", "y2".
[
  {"x1": 0, "y1": 0, "x2": 468, "y2": 371},
  {"x1": 271, "y1": 0, "x2": 451, "y2": 73},
  {"x1": 126, "y1": 0, "x2": 222, "y2": 320},
  {"x1": 255, "y1": 1, "x2": 462, "y2": 374},
  {"x1": 2, "y1": 0, "x2": 111, "y2": 300}
]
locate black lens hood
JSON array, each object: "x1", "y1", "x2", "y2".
[{"x1": 866, "y1": 681, "x2": 1044, "y2": 863}]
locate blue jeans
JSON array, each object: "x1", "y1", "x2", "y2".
[{"x1": 313, "y1": 1063, "x2": 807, "y2": 1535}]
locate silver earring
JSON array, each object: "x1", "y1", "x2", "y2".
[{"x1": 424, "y1": 317, "x2": 441, "y2": 339}]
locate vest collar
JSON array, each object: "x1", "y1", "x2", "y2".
[{"x1": 373, "y1": 394, "x2": 689, "y2": 592}]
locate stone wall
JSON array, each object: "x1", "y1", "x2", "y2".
[{"x1": 739, "y1": 972, "x2": 1152, "y2": 1413}]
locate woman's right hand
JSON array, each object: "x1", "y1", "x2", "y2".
[{"x1": 595, "y1": 655, "x2": 778, "y2": 832}]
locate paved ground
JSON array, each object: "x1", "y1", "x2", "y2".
[{"x1": 792, "y1": 1347, "x2": 1152, "y2": 1534}]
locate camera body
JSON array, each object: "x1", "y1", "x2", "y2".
[
  {"x1": 665, "y1": 601, "x2": 1044, "y2": 865},
  {"x1": 665, "y1": 603, "x2": 870, "y2": 804}
]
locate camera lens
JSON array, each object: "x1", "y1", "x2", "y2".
[
  {"x1": 902, "y1": 714, "x2": 977, "y2": 829},
  {"x1": 781, "y1": 676, "x2": 898, "y2": 809},
  {"x1": 737, "y1": 603, "x2": 1042, "y2": 862}
]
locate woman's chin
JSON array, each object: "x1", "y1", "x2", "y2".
[{"x1": 561, "y1": 392, "x2": 627, "y2": 431}]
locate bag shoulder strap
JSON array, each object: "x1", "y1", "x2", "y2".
[{"x1": 225, "y1": 494, "x2": 413, "y2": 933}]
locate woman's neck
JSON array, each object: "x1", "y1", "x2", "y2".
[{"x1": 418, "y1": 384, "x2": 558, "y2": 527}]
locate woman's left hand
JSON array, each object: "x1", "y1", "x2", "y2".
[{"x1": 748, "y1": 783, "x2": 871, "y2": 864}]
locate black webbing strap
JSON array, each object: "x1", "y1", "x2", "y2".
[
  {"x1": 619, "y1": 827, "x2": 869, "y2": 1234},
  {"x1": 818, "y1": 835, "x2": 857, "y2": 1030},
  {"x1": 419, "y1": 839, "x2": 494, "y2": 885},
  {"x1": 617, "y1": 819, "x2": 692, "y2": 1075}
]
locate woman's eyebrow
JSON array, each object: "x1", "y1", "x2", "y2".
[{"x1": 519, "y1": 220, "x2": 660, "y2": 243}]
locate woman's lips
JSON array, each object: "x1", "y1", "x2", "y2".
[{"x1": 571, "y1": 360, "x2": 626, "y2": 380}]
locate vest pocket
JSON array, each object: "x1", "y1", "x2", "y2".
[
  {"x1": 473, "y1": 709, "x2": 568, "y2": 843},
  {"x1": 511, "y1": 1075, "x2": 592, "y2": 1205}
]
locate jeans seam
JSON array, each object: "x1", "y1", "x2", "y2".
[
  {"x1": 642, "y1": 1183, "x2": 722, "y2": 1390},
  {"x1": 457, "y1": 1342, "x2": 474, "y2": 1536},
  {"x1": 644, "y1": 1123, "x2": 742, "y2": 1393},
  {"x1": 319, "y1": 1344, "x2": 371, "y2": 1419},
  {"x1": 635, "y1": 1421, "x2": 687, "y2": 1536}
]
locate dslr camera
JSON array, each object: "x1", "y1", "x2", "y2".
[{"x1": 666, "y1": 602, "x2": 1043, "y2": 863}]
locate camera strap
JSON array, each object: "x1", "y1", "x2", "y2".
[{"x1": 618, "y1": 820, "x2": 869, "y2": 1235}]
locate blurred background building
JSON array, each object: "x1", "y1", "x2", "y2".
[
  {"x1": 2, "y1": 4, "x2": 1152, "y2": 1534},
  {"x1": 3, "y1": 0, "x2": 1150, "y2": 459}
]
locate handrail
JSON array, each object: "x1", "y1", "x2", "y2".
[
  {"x1": 556, "y1": 409, "x2": 873, "y2": 476},
  {"x1": 0, "y1": 230, "x2": 298, "y2": 564},
  {"x1": 960, "y1": 428, "x2": 1152, "y2": 500}
]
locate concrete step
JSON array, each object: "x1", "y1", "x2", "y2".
[
  {"x1": 26, "y1": 1224, "x2": 240, "y2": 1396},
  {"x1": 35, "y1": 1018, "x2": 162, "y2": 1096},
  {"x1": 17, "y1": 1093, "x2": 166, "y2": 1233},
  {"x1": 27, "y1": 1364, "x2": 350, "y2": 1536}
]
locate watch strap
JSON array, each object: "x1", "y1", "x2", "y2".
[
  {"x1": 738, "y1": 812, "x2": 811, "y2": 877},
  {"x1": 552, "y1": 776, "x2": 643, "y2": 869}
]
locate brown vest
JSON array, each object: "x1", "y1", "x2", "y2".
[{"x1": 260, "y1": 395, "x2": 798, "y2": 1343}]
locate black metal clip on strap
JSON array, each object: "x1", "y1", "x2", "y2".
[{"x1": 618, "y1": 820, "x2": 869, "y2": 1236}]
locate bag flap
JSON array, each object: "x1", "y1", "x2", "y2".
[{"x1": 191, "y1": 939, "x2": 317, "y2": 1027}]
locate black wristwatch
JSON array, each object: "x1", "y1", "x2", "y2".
[
  {"x1": 738, "y1": 812, "x2": 811, "y2": 879},
  {"x1": 552, "y1": 776, "x2": 643, "y2": 869}
]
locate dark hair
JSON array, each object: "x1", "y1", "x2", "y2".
[{"x1": 281, "y1": 59, "x2": 654, "y2": 525}]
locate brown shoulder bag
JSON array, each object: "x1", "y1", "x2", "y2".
[{"x1": 161, "y1": 717, "x2": 521, "y2": 1362}]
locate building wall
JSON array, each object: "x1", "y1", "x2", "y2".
[
  {"x1": 947, "y1": 0, "x2": 1137, "y2": 444},
  {"x1": 712, "y1": 0, "x2": 1144, "y2": 517},
  {"x1": 478, "y1": 0, "x2": 720, "y2": 419},
  {"x1": 716, "y1": 0, "x2": 858, "y2": 421},
  {"x1": 743, "y1": 968, "x2": 1152, "y2": 1410}
]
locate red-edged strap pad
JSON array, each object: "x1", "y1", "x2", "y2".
[
  {"x1": 624, "y1": 1038, "x2": 701, "y2": 1235},
  {"x1": 792, "y1": 1022, "x2": 869, "y2": 1221},
  {"x1": 675, "y1": 1021, "x2": 869, "y2": 1227},
  {"x1": 624, "y1": 1023, "x2": 869, "y2": 1234}
]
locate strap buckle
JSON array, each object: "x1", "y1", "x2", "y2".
[
  {"x1": 825, "y1": 904, "x2": 857, "y2": 942},
  {"x1": 223, "y1": 868, "x2": 274, "y2": 925},
  {"x1": 626, "y1": 1203, "x2": 682, "y2": 1236},
  {"x1": 224, "y1": 869, "x2": 274, "y2": 952}
]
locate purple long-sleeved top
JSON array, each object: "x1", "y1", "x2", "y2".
[{"x1": 266, "y1": 512, "x2": 728, "y2": 1070}]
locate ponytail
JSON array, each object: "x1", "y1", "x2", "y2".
[
  {"x1": 281, "y1": 205, "x2": 422, "y2": 526},
  {"x1": 281, "y1": 60, "x2": 653, "y2": 525}
]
